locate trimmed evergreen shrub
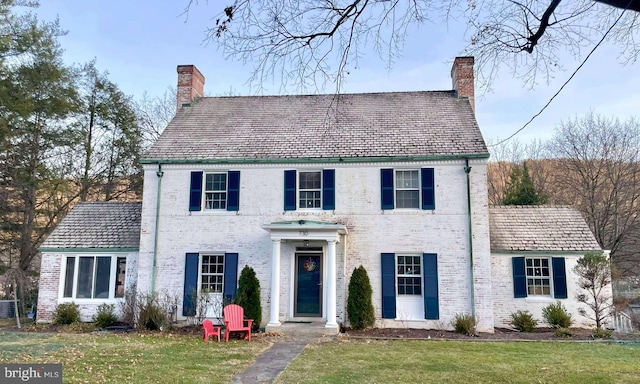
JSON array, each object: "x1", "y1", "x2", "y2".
[
  {"x1": 510, "y1": 310, "x2": 538, "y2": 332},
  {"x1": 54, "y1": 302, "x2": 80, "y2": 324},
  {"x1": 235, "y1": 265, "x2": 262, "y2": 332},
  {"x1": 452, "y1": 313, "x2": 476, "y2": 336},
  {"x1": 347, "y1": 266, "x2": 375, "y2": 329},
  {"x1": 542, "y1": 301, "x2": 573, "y2": 328},
  {"x1": 93, "y1": 303, "x2": 118, "y2": 329}
]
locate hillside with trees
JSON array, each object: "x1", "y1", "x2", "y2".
[
  {"x1": 488, "y1": 113, "x2": 640, "y2": 284},
  {"x1": 0, "y1": 1, "x2": 152, "y2": 306}
]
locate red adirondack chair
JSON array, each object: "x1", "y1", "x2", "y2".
[
  {"x1": 202, "y1": 319, "x2": 221, "y2": 343},
  {"x1": 223, "y1": 304, "x2": 253, "y2": 342}
]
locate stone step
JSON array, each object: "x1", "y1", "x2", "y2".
[{"x1": 265, "y1": 321, "x2": 339, "y2": 337}]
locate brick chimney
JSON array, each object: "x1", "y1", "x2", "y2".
[
  {"x1": 176, "y1": 65, "x2": 205, "y2": 108},
  {"x1": 451, "y1": 56, "x2": 475, "y2": 113}
]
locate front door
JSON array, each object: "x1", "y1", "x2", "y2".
[{"x1": 295, "y1": 251, "x2": 323, "y2": 317}]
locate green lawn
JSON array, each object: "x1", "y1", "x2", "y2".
[
  {"x1": 2, "y1": 328, "x2": 639, "y2": 384},
  {"x1": 0, "y1": 330, "x2": 272, "y2": 384},
  {"x1": 277, "y1": 339, "x2": 640, "y2": 384}
]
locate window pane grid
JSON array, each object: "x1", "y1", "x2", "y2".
[
  {"x1": 201, "y1": 255, "x2": 224, "y2": 293},
  {"x1": 204, "y1": 173, "x2": 227, "y2": 210},
  {"x1": 397, "y1": 255, "x2": 422, "y2": 295},
  {"x1": 526, "y1": 257, "x2": 551, "y2": 296},
  {"x1": 64, "y1": 255, "x2": 124, "y2": 300},
  {"x1": 299, "y1": 172, "x2": 322, "y2": 208},
  {"x1": 395, "y1": 170, "x2": 420, "y2": 208}
]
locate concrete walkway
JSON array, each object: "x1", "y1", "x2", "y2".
[{"x1": 230, "y1": 338, "x2": 310, "y2": 384}]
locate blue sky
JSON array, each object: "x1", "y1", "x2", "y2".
[{"x1": 35, "y1": 1, "x2": 640, "y2": 145}]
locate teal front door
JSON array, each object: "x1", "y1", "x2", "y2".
[{"x1": 295, "y1": 253, "x2": 323, "y2": 317}]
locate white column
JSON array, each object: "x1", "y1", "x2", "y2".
[
  {"x1": 325, "y1": 239, "x2": 338, "y2": 328},
  {"x1": 268, "y1": 239, "x2": 282, "y2": 327}
]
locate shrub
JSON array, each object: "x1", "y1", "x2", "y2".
[
  {"x1": 93, "y1": 303, "x2": 118, "y2": 329},
  {"x1": 592, "y1": 327, "x2": 612, "y2": 339},
  {"x1": 54, "y1": 302, "x2": 80, "y2": 324},
  {"x1": 138, "y1": 294, "x2": 169, "y2": 331},
  {"x1": 554, "y1": 327, "x2": 573, "y2": 338},
  {"x1": 452, "y1": 313, "x2": 476, "y2": 335},
  {"x1": 119, "y1": 289, "x2": 139, "y2": 327},
  {"x1": 234, "y1": 265, "x2": 262, "y2": 332},
  {"x1": 347, "y1": 266, "x2": 375, "y2": 330},
  {"x1": 542, "y1": 301, "x2": 572, "y2": 328},
  {"x1": 510, "y1": 310, "x2": 538, "y2": 332}
]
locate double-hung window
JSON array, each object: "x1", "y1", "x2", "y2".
[
  {"x1": 397, "y1": 255, "x2": 422, "y2": 295},
  {"x1": 200, "y1": 254, "x2": 224, "y2": 293},
  {"x1": 526, "y1": 257, "x2": 550, "y2": 295},
  {"x1": 512, "y1": 256, "x2": 567, "y2": 299},
  {"x1": 62, "y1": 255, "x2": 126, "y2": 299},
  {"x1": 381, "y1": 253, "x2": 439, "y2": 320},
  {"x1": 183, "y1": 252, "x2": 239, "y2": 317},
  {"x1": 189, "y1": 171, "x2": 240, "y2": 211},
  {"x1": 381, "y1": 168, "x2": 434, "y2": 210},
  {"x1": 284, "y1": 169, "x2": 335, "y2": 211},
  {"x1": 299, "y1": 171, "x2": 322, "y2": 209},
  {"x1": 395, "y1": 170, "x2": 420, "y2": 208},
  {"x1": 204, "y1": 173, "x2": 227, "y2": 210}
]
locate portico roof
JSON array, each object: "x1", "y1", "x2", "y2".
[{"x1": 263, "y1": 220, "x2": 348, "y2": 241}]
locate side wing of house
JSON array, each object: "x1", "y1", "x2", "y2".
[
  {"x1": 489, "y1": 205, "x2": 609, "y2": 328},
  {"x1": 36, "y1": 202, "x2": 141, "y2": 322}
]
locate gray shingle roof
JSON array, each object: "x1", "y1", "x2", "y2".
[
  {"x1": 144, "y1": 91, "x2": 487, "y2": 161},
  {"x1": 489, "y1": 205, "x2": 601, "y2": 252},
  {"x1": 40, "y1": 202, "x2": 142, "y2": 250}
]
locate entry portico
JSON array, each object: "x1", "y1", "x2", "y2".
[{"x1": 263, "y1": 220, "x2": 348, "y2": 331}]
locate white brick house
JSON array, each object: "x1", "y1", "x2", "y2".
[{"x1": 37, "y1": 57, "x2": 608, "y2": 332}]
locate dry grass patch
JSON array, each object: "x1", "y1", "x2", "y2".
[{"x1": 0, "y1": 331, "x2": 272, "y2": 383}]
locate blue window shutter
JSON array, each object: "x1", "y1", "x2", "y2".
[
  {"x1": 381, "y1": 169, "x2": 394, "y2": 210},
  {"x1": 552, "y1": 257, "x2": 568, "y2": 299},
  {"x1": 421, "y1": 168, "x2": 435, "y2": 210},
  {"x1": 227, "y1": 171, "x2": 240, "y2": 211},
  {"x1": 423, "y1": 253, "x2": 439, "y2": 320},
  {"x1": 381, "y1": 253, "x2": 396, "y2": 319},
  {"x1": 284, "y1": 170, "x2": 296, "y2": 211},
  {"x1": 322, "y1": 169, "x2": 335, "y2": 210},
  {"x1": 223, "y1": 253, "x2": 239, "y2": 303},
  {"x1": 512, "y1": 257, "x2": 527, "y2": 298},
  {"x1": 183, "y1": 253, "x2": 199, "y2": 316},
  {"x1": 189, "y1": 171, "x2": 203, "y2": 212}
]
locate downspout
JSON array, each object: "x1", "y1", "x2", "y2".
[
  {"x1": 464, "y1": 158, "x2": 476, "y2": 332},
  {"x1": 151, "y1": 163, "x2": 164, "y2": 293}
]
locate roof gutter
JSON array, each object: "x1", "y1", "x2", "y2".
[
  {"x1": 151, "y1": 164, "x2": 163, "y2": 293},
  {"x1": 464, "y1": 158, "x2": 476, "y2": 334}
]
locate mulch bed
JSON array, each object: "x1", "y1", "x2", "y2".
[{"x1": 345, "y1": 327, "x2": 640, "y2": 341}]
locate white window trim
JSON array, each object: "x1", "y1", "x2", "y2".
[
  {"x1": 297, "y1": 170, "x2": 322, "y2": 210},
  {"x1": 58, "y1": 253, "x2": 126, "y2": 303},
  {"x1": 524, "y1": 256, "x2": 554, "y2": 298},
  {"x1": 196, "y1": 253, "x2": 226, "y2": 320},
  {"x1": 396, "y1": 253, "x2": 423, "y2": 296},
  {"x1": 202, "y1": 172, "x2": 228, "y2": 211},
  {"x1": 198, "y1": 253, "x2": 225, "y2": 294},
  {"x1": 394, "y1": 169, "x2": 421, "y2": 210}
]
